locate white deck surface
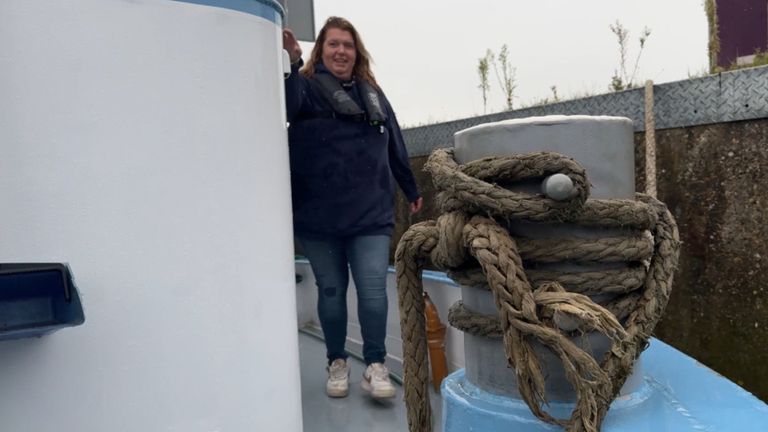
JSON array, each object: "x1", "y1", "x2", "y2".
[{"x1": 298, "y1": 331, "x2": 443, "y2": 432}]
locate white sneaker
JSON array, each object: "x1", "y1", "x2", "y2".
[
  {"x1": 326, "y1": 358, "x2": 350, "y2": 398},
  {"x1": 361, "y1": 362, "x2": 396, "y2": 399}
]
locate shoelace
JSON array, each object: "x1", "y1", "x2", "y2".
[
  {"x1": 329, "y1": 363, "x2": 347, "y2": 380},
  {"x1": 369, "y1": 365, "x2": 389, "y2": 382}
]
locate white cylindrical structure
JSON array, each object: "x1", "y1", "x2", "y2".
[
  {"x1": 454, "y1": 115, "x2": 643, "y2": 400},
  {"x1": 0, "y1": 1, "x2": 302, "y2": 431}
]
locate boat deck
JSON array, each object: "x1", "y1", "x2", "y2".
[
  {"x1": 299, "y1": 331, "x2": 443, "y2": 432},
  {"x1": 299, "y1": 331, "x2": 768, "y2": 431}
]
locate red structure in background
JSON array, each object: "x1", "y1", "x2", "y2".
[{"x1": 716, "y1": 0, "x2": 768, "y2": 67}]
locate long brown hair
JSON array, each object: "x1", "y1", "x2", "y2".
[{"x1": 301, "y1": 16, "x2": 380, "y2": 90}]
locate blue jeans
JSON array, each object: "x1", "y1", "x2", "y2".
[{"x1": 298, "y1": 234, "x2": 390, "y2": 366}]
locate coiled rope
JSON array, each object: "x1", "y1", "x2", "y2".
[{"x1": 395, "y1": 149, "x2": 680, "y2": 432}]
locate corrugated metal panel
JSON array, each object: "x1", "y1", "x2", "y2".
[{"x1": 404, "y1": 65, "x2": 768, "y2": 156}]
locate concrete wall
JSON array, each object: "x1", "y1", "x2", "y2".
[
  {"x1": 394, "y1": 69, "x2": 768, "y2": 402},
  {"x1": 636, "y1": 119, "x2": 768, "y2": 401}
]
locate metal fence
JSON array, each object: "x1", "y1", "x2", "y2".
[{"x1": 403, "y1": 65, "x2": 768, "y2": 156}]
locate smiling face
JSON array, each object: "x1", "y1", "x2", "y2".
[{"x1": 321, "y1": 28, "x2": 357, "y2": 81}]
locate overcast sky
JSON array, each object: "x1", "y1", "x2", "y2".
[{"x1": 295, "y1": 0, "x2": 709, "y2": 127}]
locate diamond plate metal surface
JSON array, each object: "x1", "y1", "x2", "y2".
[{"x1": 404, "y1": 66, "x2": 768, "y2": 156}]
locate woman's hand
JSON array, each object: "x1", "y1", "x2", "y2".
[
  {"x1": 282, "y1": 28, "x2": 302, "y2": 64},
  {"x1": 410, "y1": 197, "x2": 423, "y2": 214}
]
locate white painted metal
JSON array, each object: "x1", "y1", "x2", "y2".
[{"x1": 0, "y1": 1, "x2": 301, "y2": 431}]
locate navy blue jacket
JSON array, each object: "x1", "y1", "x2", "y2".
[{"x1": 284, "y1": 61, "x2": 420, "y2": 237}]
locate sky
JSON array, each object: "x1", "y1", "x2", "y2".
[{"x1": 294, "y1": 0, "x2": 710, "y2": 127}]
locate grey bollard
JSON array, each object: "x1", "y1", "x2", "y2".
[{"x1": 453, "y1": 115, "x2": 644, "y2": 400}]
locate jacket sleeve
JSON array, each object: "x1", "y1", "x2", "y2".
[
  {"x1": 284, "y1": 60, "x2": 308, "y2": 123},
  {"x1": 383, "y1": 94, "x2": 421, "y2": 203}
]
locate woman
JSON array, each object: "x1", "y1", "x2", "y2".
[{"x1": 283, "y1": 17, "x2": 422, "y2": 399}]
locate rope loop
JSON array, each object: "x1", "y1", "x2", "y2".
[{"x1": 396, "y1": 149, "x2": 680, "y2": 432}]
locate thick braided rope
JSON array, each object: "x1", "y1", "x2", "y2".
[
  {"x1": 428, "y1": 149, "x2": 657, "y2": 229},
  {"x1": 462, "y1": 216, "x2": 628, "y2": 430},
  {"x1": 395, "y1": 221, "x2": 438, "y2": 432},
  {"x1": 395, "y1": 149, "x2": 680, "y2": 432},
  {"x1": 449, "y1": 291, "x2": 642, "y2": 336},
  {"x1": 567, "y1": 194, "x2": 680, "y2": 431},
  {"x1": 427, "y1": 150, "x2": 588, "y2": 222},
  {"x1": 450, "y1": 266, "x2": 647, "y2": 296}
]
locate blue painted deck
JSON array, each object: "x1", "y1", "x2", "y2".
[
  {"x1": 300, "y1": 332, "x2": 768, "y2": 431},
  {"x1": 636, "y1": 338, "x2": 768, "y2": 430},
  {"x1": 442, "y1": 338, "x2": 768, "y2": 431}
]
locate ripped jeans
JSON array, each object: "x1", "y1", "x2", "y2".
[{"x1": 298, "y1": 234, "x2": 390, "y2": 366}]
